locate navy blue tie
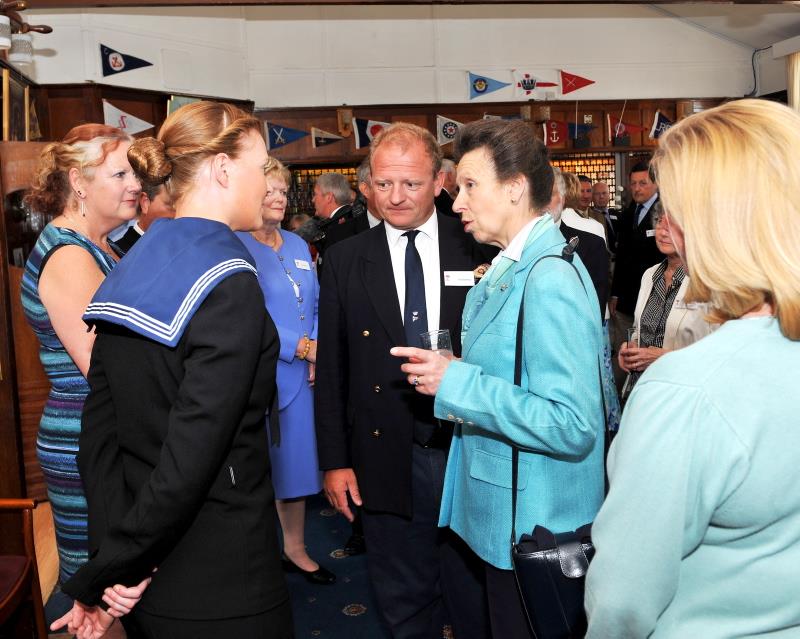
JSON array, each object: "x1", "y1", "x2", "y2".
[
  {"x1": 634, "y1": 203, "x2": 645, "y2": 228},
  {"x1": 403, "y1": 230, "x2": 428, "y2": 347}
]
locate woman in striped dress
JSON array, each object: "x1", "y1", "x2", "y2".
[{"x1": 20, "y1": 124, "x2": 139, "y2": 610}]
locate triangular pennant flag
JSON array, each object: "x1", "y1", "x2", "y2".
[
  {"x1": 560, "y1": 70, "x2": 595, "y2": 95},
  {"x1": 542, "y1": 120, "x2": 569, "y2": 147},
  {"x1": 567, "y1": 122, "x2": 595, "y2": 139},
  {"x1": 311, "y1": 127, "x2": 344, "y2": 148},
  {"x1": 607, "y1": 114, "x2": 649, "y2": 142},
  {"x1": 468, "y1": 72, "x2": 511, "y2": 100},
  {"x1": 649, "y1": 111, "x2": 674, "y2": 139},
  {"x1": 100, "y1": 44, "x2": 153, "y2": 77},
  {"x1": 354, "y1": 118, "x2": 391, "y2": 149},
  {"x1": 436, "y1": 115, "x2": 465, "y2": 146},
  {"x1": 512, "y1": 70, "x2": 558, "y2": 98},
  {"x1": 266, "y1": 122, "x2": 308, "y2": 150},
  {"x1": 103, "y1": 100, "x2": 153, "y2": 135}
]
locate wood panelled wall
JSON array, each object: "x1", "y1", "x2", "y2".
[{"x1": 258, "y1": 98, "x2": 722, "y2": 165}]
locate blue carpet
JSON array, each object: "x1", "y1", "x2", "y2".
[{"x1": 286, "y1": 493, "x2": 391, "y2": 639}]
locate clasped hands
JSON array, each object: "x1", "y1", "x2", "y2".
[
  {"x1": 390, "y1": 346, "x2": 457, "y2": 396},
  {"x1": 50, "y1": 575, "x2": 152, "y2": 639}
]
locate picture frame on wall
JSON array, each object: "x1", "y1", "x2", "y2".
[
  {"x1": 167, "y1": 95, "x2": 200, "y2": 115},
  {"x1": 3, "y1": 69, "x2": 29, "y2": 141}
]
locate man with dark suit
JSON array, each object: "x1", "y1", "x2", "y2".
[
  {"x1": 113, "y1": 182, "x2": 175, "y2": 254},
  {"x1": 316, "y1": 123, "x2": 488, "y2": 639},
  {"x1": 324, "y1": 158, "x2": 382, "y2": 250},
  {"x1": 590, "y1": 180, "x2": 620, "y2": 254},
  {"x1": 609, "y1": 162, "x2": 662, "y2": 388},
  {"x1": 433, "y1": 158, "x2": 458, "y2": 219}
]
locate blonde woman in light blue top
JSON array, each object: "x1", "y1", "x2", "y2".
[{"x1": 586, "y1": 99, "x2": 800, "y2": 638}]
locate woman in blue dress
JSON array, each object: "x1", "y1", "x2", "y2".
[
  {"x1": 237, "y1": 160, "x2": 335, "y2": 585},
  {"x1": 21, "y1": 124, "x2": 143, "y2": 622}
]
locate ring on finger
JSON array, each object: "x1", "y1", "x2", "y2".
[{"x1": 412, "y1": 375, "x2": 419, "y2": 386}]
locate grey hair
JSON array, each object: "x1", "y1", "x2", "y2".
[
  {"x1": 316, "y1": 172, "x2": 352, "y2": 206},
  {"x1": 356, "y1": 157, "x2": 371, "y2": 186},
  {"x1": 441, "y1": 158, "x2": 456, "y2": 176},
  {"x1": 650, "y1": 200, "x2": 665, "y2": 227}
]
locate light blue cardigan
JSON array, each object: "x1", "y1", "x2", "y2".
[{"x1": 435, "y1": 222, "x2": 606, "y2": 569}]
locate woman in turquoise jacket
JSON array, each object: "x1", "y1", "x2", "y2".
[{"x1": 393, "y1": 119, "x2": 606, "y2": 638}]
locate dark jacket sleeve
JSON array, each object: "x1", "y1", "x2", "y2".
[
  {"x1": 64, "y1": 273, "x2": 271, "y2": 605},
  {"x1": 314, "y1": 246, "x2": 351, "y2": 471}
]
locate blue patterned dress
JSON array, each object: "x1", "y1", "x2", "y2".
[{"x1": 20, "y1": 224, "x2": 116, "y2": 583}]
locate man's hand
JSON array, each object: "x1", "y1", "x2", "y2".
[
  {"x1": 51, "y1": 601, "x2": 116, "y2": 639},
  {"x1": 324, "y1": 468, "x2": 362, "y2": 522}
]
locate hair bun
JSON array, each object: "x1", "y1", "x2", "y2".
[{"x1": 128, "y1": 137, "x2": 172, "y2": 184}]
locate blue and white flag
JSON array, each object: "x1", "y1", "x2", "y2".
[
  {"x1": 436, "y1": 115, "x2": 465, "y2": 146},
  {"x1": 354, "y1": 118, "x2": 391, "y2": 149},
  {"x1": 266, "y1": 122, "x2": 308, "y2": 150},
  {"x1": 101, "y1": 44, "x2": 153, "y2": 77},
  {"x1": 468, "y1": 72, "x2": 511, "y2": 100},
  {"x1": 649, "y1": 111, "x2": 673, "y2": 139}
]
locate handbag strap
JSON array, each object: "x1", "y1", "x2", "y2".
[{"x1": 510, "y1": 237, "x2": 609, "y2": 548}]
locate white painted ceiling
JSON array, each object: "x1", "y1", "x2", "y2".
[{"x1": 651, "y1": 4, "x2": 800, "y2": 50}]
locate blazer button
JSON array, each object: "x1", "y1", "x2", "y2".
[
  {"x1": 374, "y1": 385, "x2": 381, "y2": 393},
  {"x1": 362, "y1": 330, "x2": 370, "y2": 337},
  {"x1": 372, "y1": 429, "x2": 382, "y2": 437}
]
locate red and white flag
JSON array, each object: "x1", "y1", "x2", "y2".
[
  {"x1": 543, "y1": 120, "x2": 569, "y2": 147},
  {"x1": 560, "y1": 70, "x2": 595, "y2": 95},
  {"x1": 512, "y1": 69, "x2": 558, "y2": 98},
  {"x1": 607, "y1": 114, "x2": 648, "y2": 142},
  {"x1": 103, "y1": 100, "x2": 153, "y2": 135}
]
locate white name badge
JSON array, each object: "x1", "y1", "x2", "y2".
[
  {"x1": 444, "y1": 271, "x2": 475, "y2": 287},
  {"x1": 609, "y1": 215, "x2": 618, "y2": 221},
  {"x1": 646, "y1": 229, "x2": 656, "y2": 237},
  {"x1": 295, "y1": 259, "x2": 311, "y2": 270}
]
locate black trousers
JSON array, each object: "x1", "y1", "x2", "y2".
[
  {"x1": 121, "y1": 599, "x2": 294, "y2": 639},
  {"x1": 361, "y1": 444, "x2": 489, "y2": 639},
  {"x1": 485, "y1": 563, "x2": 535, "y2": 639}
]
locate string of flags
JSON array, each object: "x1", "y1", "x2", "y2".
[
  {"x1": 607, "y1": 111, "x2": 674, "y2": 143},
  {"x1": 469, "y1": 69, "x2": 595, "y2": 100}
]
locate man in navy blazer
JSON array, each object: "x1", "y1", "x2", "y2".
[{"x1": 316, "y1": 123, "x2": 488, "y2": 639}]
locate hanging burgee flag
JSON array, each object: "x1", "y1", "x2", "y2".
[
  {"x1": 512, "y1": 70, "x2": 558, "y2": 98},
  {"x1": 311, "y1": 127, "x2": 344, "y2": 148},
  {"x1": 468, "y1": 72, "x2": 511, "y2": 100},
  {"x1": 607, "y1": 114, "x2": 649, "y2": 142},
  {"x1": 560, "y1": 70, "x2": 595, "y2": 95},
  {"x1": 354, "y1": 118, "x2": 391, "y2": 149},
  {"x1": 650, "y1": 111, "x2": 674, "y2": 139},
  {"x1": 543, "y1": 120, "x2": 569, "y2": 147},
  {"x1": 436, "y1": 115, "x2": 465, "y2": 146},
  {"x1": 103, "y1": 100, "x2": 153, "y2": 135},
  {"x1": 100, "y1": 44, "x2": 153, "y2": 77},
  {"x1": 266, "y1": 122, "x2": 308, "y2": 150}
]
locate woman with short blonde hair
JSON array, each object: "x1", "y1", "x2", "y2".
[{"x1": 586, "y1": 99, "x2": 800, "y2": 638}]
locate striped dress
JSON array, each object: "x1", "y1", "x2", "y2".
[{"x1": 21, "y1": 224, "x2": 116, "y2": 584}]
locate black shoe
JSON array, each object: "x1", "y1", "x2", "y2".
[
  {"x1": 281, "y1": 553, "x2": 336, "y2": 585},
  {"x1": 343, "y1": 533, "x2": 366, "y2": 556}
]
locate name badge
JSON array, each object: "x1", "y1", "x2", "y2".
[
  {"x1": 609, "y1": 215, "x2": 618, "y2": 221},
  {"x1": 295, "y1": 259, "x2": 311, "y2": 270},
  {"x1": 444, "y1": 271, "x2": 475, "y2": 287},
  {"x1": 646, "y1": 229, "x2": 656, "y2": 238}
]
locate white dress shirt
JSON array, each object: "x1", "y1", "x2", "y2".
[
  {"x1": 384, "y1": 211, "x2": 441, "y2": 333},
  {"x1": 366, "y1": 210, "x2": 381, "y2": 229}
]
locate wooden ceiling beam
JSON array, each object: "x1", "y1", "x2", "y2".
[{"x1": 25, "y1": 0, "x2": 740, "y2": 8}]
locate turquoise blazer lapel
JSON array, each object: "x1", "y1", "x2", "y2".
[{"x1": 461, "y1": 224, "x2": 567, "y2": 359}]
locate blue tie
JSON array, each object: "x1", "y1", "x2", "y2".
[{"x1": 403, "y1": 230, "x2": 428, "y2": 347}]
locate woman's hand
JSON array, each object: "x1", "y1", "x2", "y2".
[
  {"x1": 308, "y1": 362, "x2": 316, "y2": 386},
  {"x1": 102, "y1": 575, "x2": 152, "y2": 617},
  {"x1": 390, "y1": 347, "x2": 457, "y2": 396},
  {"x1": 620, "y1": 345, "x2": 666, "y2": 372},
  {"x1": 51, "y1": 601, "x2": 116, "y2": 639},
  {"x1": 296, "y1": 337, "x2": 318, "y2": 364}
]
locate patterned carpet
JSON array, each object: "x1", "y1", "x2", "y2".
[{"x1": 287, "y1": 493, "x2": 391, "y2": 639}]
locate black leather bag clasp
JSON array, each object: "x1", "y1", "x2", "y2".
[{"x1": 512, "y1": 524, "x2": 594, "y2": 639}]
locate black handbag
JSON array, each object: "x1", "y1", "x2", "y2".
[{"x1": 509, "y1": 239, "x2": 608, "y2": 639}]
